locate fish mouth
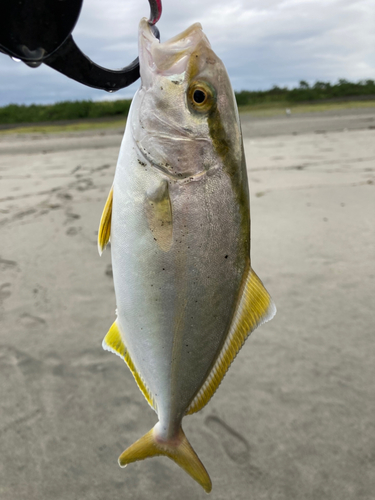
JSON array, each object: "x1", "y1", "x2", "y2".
[{"x1": 138, "y1": 18, "x2": 210, "y2": 85}]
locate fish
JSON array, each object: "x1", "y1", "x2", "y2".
[{"x1": 98, "y1": 18, "x2": 276, "y2": 493}]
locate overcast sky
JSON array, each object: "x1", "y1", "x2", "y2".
[{"x1": 0, "y1": 0, "x2": 374, "y2": 106}]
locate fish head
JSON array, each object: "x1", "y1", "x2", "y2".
[{"x1": 131, "y1": 18, "x2": 242, "y2": 179}]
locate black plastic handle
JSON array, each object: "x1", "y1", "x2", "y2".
[{"x1": 0, "y1": 0, "x2": 162, "y2": 90}]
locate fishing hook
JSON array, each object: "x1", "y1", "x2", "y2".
[{"x1": 0, "y1": 0, "x2": 162, "y2": 91}]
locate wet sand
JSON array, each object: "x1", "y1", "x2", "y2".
[{"x1": 0, "y1": 108, "x2": 374, "y2": 500}]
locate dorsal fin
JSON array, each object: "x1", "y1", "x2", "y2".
[
  {"x1": 98, "y1": 186, "x2": 113, "y2": 256},
  {"x1": 102, "y1": 321, "x2": 157, "y2": 412},
  {"x1": 186, "y1": 268, "x2": 276, "y2": 415}
]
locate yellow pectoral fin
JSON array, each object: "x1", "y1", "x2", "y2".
[
  {"x1": 102, "y1": 321, "x2": 157, "y2": 412},
  {"x1": 145, "y1": 180, "x2": 173, "y2": 252},
  {"x1": 98, "y1": 186, "x2": 113, "y2": 256},
  {"x1": 187, "y1": 268, "x2": 276, "y2": 415}
]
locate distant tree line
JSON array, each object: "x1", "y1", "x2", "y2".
[
  {"x1": 235, "y1": 79, "x2": 375, "y2": 105},
  {"x1": 0, "y1": 99, "x2": 132, "y2": 125},
  {"x1": 0, "y1": 79, "x2": 374, "y2": 125}
]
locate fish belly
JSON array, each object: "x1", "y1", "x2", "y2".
[{"x1": 111, "y1": 138, "x2": 249, "y2": 430}]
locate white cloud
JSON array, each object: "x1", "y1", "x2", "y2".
[{"x1": 0, "y1": 0, "x2": 374, "y2": 105}]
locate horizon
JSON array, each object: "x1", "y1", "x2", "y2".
[{"x1": 1, "y1": 78, "x2": 374, "y2": 109}]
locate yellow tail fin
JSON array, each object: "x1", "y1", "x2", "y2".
[{"x1": 118, "y1": 425, "x2": 212, "y2": 493}]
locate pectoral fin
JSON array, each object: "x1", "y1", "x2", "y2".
[
  {"x1": 102, "y1": 321, "x2": 157, "y2": 412},
  {"x1": 98, "y1": 186, "x2": 113, "y2": 256},
  {"x1": 187, "y1": 268, "x2": 276, "y2": 415},
  {"x1": 145, "y1": 180, "x2": 173, "y2": 252}
]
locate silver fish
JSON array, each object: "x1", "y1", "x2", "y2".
[{"x1": 98, "y1": 18, "x2": 276, "y2": 493}]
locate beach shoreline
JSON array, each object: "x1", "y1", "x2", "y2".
[{"x1": 0, "y1": 107, "x2": 374, "y2": 500}]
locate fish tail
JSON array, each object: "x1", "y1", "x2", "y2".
[{"x1": 118, "y1": 424, "x2": 212, "y2": 493}]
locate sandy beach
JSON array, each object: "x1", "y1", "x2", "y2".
[{"x1": 0, "y1": 108, "x2": 374, "y2": 500}]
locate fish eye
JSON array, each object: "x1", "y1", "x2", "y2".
[
  {"x1": 193, "y1": 89, "x2": 206, "y2": 104},
  {"x1": 188, "y1": 81, "x2": 216, "y2": 113}
]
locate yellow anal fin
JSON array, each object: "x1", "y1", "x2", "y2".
[
  {"x1": 98, "y1": 186, "x2": 113, "y2": 256},
  {"x1": 102, "y1": 321, "x2": 156, "y2": 411},
  {"x1": 187, "y1": 268, "x2": 276, "y2": 415},
  {"x1": 118, "y1": 425, "x2": 212, "y2": 494}
]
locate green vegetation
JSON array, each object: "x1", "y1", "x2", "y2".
[
  {"x1": 0, "y1": 80, "x2": 374, "y2": 128},
  {"x1": 2, "y1": 99, "x2": 375, "y2": 136},
  {"x1": 238, "y1": 99, "x2": 375, "y2": 117},
  {"x1": 0, "y1": 99, "x2": 131, "y2": 125},
  {"x1": 235, "y1": 79, "x2": 375, "y2": 106}
]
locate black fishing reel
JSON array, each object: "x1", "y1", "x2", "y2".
[{"x1": 0, "y1": 0, "x2": 161, "y2": 91}]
